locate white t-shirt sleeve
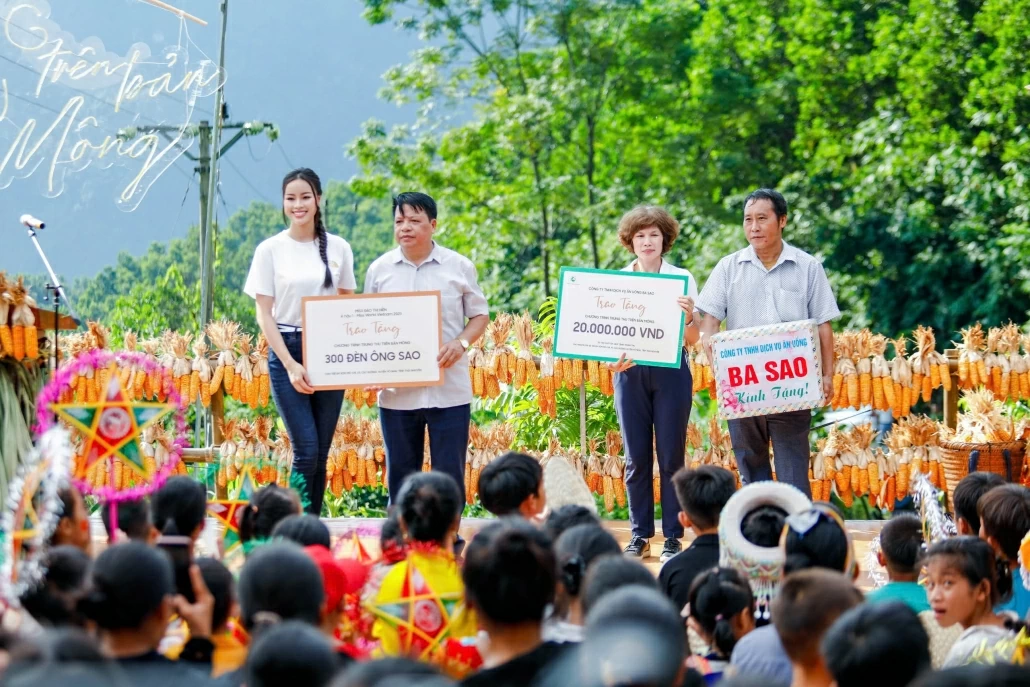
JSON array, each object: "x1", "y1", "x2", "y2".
[
  {"x1": 244, "y1": 241, "x2": 275, "y2": 299},
  {"x1": 338, "y1": 241, "x2": 357, "y2": 290}
]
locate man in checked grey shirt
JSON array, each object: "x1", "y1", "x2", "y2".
[{"x1": 696, "y1": 189, "x2": 839, "y2": 497}]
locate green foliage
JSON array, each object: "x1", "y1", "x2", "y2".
[
  {"x1": 352, "y1": 0, "x2": 1030, "y2": 334},
  {"x1": 0, "y1": 360, "x2": 42, "y2": 511}
]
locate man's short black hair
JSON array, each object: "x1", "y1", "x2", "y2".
[
  {"x1": 953, "y1": 472, "x2": 1005, "y2": 534},
  {"x1": 822, "y1": 602, "x2": 930, "y2": 687},
  {"x1": 978, "y1": 484, "x2": 1030, "y2": 561},
  {"x1": 879, "y1": 513, "x2": 924, "y2": 574},
  {"x1": 744, "y1": 188, "x2": 788, "y2": 219},
  {"x1": 392, "y1": 192, "x2": 437, "y2": 221},
  {"x1": 672, "y1": 465, "x2": 736, "y2": 530},
  {"x1": 477, "y1": 452, "x2": 543, "y2": 516}
]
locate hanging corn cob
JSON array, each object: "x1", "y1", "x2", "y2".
[
  {"x1": 811, "y1": 448, "x2": 825, "y2": 501},
  {"x1": 191, "y1": 339, "x2": 215, "y2": 406},
  {"x1": 984, "y1": 327, "x2": 1003, "y2": 397},
  {"x1": 469, "y1": 338, "x2": 486, "y2": 398},
  {"x1": 956, "y1": 324, "x2": 986, "y2": 389},
  {"x1": 512, "y1": 312, "x2": 538, "y2": 388},
  {"x1": 686, "y1": 423, "x2": 704, "y2": 469},
  {"x1": 254, "y1": 335, "x2": 271, "y2": 407},
  {"x1": 869, "y1": 335, "x2": 890, "y2": 411},
  {"x1": 1021, "y1": 335, "x2": 1030, "y2": 400},
  {"x1": 856, "y1": 331, "x2": 873, "y2": 408},
  {"x1": 890, "y1": 337, "x2": 913, "y2": 418},
  {"x1": 275, "y1": 432, "x2": 293, "y2": 488},
  {"x1": 0, "y1": 272, "x2": 13, "y2": 358},
  {"x1": 536, "y1": 337, "x2": 557, "y2": 418},
  {"x1": 7, "y1": 278, "x2": 39, "y2": 361}
]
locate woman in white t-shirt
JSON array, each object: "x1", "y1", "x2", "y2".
[
  {"x1": 610, "y1": 205, "x2": 700, "y2": 563},
  {"x1": 244, "y1": 168, "x2": 356, "y2": 515}
]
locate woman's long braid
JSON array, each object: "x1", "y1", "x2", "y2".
[{"x1": 315, "y1": 205, "x2": 332, "y2": 289}]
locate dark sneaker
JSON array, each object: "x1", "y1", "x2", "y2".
[
  {"x1": 660, "y1": 538, "x2": 682, "y2": 563},
  {"x1": 624, "y1": 536, "x2": 651, "y2": 558}
]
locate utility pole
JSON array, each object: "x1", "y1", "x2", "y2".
[{"x1": 119, "y1": 0, "x2": 278, "y2": 447}]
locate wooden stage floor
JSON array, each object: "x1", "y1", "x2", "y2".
[{"x1": 93, "y1": 516, "x2": 885, "y2": 591}]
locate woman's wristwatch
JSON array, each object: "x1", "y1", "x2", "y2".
[{"x1": 459, "y1": 338, "x2": 470, "y2": 350}]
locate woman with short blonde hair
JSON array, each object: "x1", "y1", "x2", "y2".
[{"x1": 611, "y1": 204, "x2": 700, "y2": 563}]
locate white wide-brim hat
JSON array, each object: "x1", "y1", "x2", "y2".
[{"x1": 718, "y1": 481, "x2": 811, "y2": 620}]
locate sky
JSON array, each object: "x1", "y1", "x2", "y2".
[{"x1": 1, "y1": 0, "x2": 421, "y2": 280}]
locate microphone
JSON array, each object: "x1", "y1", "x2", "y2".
[{"x1": 20, "y1": 214, "x2": 45, "y2": 229}]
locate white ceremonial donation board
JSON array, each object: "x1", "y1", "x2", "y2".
[
  {"x1": 553, "y1": 267, "x2": 688, "y2": 368},
  {"x1": 301, "y1": 292, "x2": 443, "y2": 390},
  {"x1": 710, "y1": 319, "x2": 824, "y2": 419}
]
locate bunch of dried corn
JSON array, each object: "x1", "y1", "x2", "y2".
[
  {"x1": 831, "y1": 333, "x2": 859, "y2": 409},
  {"x1": 488, "y1": 313, "x2": 517, "y2": 385},
  {"x1": 512, "y1": 312, "x2": 539, "y2": 388},
  {"x1": 206, "y1": 320, "x2": 239, "y2": 398},
  {"x1": 909, "y1": 326, "x2": 949, "y2": 404},
  {"x1": 274, "y1": 431, "x2": 293, "y2": 488},
  {"x1": 868, "y1": 334, "x2": 891, "y2": 412},
  {"x1": 1, "y1": 277, "x2": 38, "y2": 361},
  {"x1": 0, "y1": 272, "x2": 13, "y2": 358},
  {"x1": 689, "y1": 342, "x2": 715, "y2": 394},
  {"x1": 190, "y1": 339, "x2": 215, "y2": 406},
  {"x1": 216, "y1": 419, "x2": 239, "y2": 488},
  {"x1": 957, "y1": 324, "x2": 987, "y2": 390},
  {"x1": 536, "y1": 337, "x2": 557, "y2": 418}
]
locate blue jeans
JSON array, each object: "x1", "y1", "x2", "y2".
[
  {"x1": 614, "y1": 350, "x2": 693, "y2": 539},
  {"x1": 268, "y1": 332, "x2": 344, "y2": 515},
  {"x1": 379, "y1": 404, "x2": 470, "y2": 507}
]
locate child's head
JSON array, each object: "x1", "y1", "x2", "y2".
[
  {"x1": 239, "y1": 485, "x2": 302, "y2": 546},
  {"x1": 197, "y1": 557, "x2": 236, "y2": 632},
  {"x1": 19, "y1": 546, "x2": 92, "y2": 628},
  {"x1": 952, "y1": 472, "x2": 1005, "y2": 536},
  {"x1": 462, "y1": 517, "x2": 555, "y2": 629},
  {"x1": 672, "y1": 465, "x2": 736, "y2": 533},
  {"x1": 100, "y1": 497, "x2": 156, "y2": 544},
  {"x1": 272, "y1": 514, "x2": 331, "y2": 549},
  {"x1": 741, "y1": 505, "x2": 788, "y2": 547},
  {"x1": 152, "y1": 476, "x2": 207, "y2": 540},
  {"x1": 543, "y1": 504, "x2": 600, "y2": 541},
  {"x1": 822, "y1": 602, "x2": 931, "y2": 687},
  {"x1": 379, "y1": 508, "x2": 408, "y2": 564},
  {"x1": 782, "y1": 504, "x2": 855, "y2": 578},
  {"x1": 396, "y1": 472, "x2": 464, "y2": 546},
  {"x1": 51, "y1": 484, "x2": 90, "y2": 553},
  {"x1": 772, "y1": 569, "x2": 863, "y2": 671},
  {"x1": 581, "y1": 554, "x2": 658, "y2": 617},
  {"x1": 925, "y1": 536, "x2": 1011, "y2": 629},
  {"x1": 977, "y1": 484, "x2": 1030, "y2": 564},
  {"x1": 78, "y1": 543, "x2": 175, "y2": 648},
  {"x1": 237, "y1": 541, "x2": 325, "y2": 634},
  {"x1": 553, "y1": 524, "x2": 621, "y2": 619},
  {"x1": 582, "y1": 586, "x2": 685, "y2": 687},
  {"x1": 331, "y1": 657, "x2": 441, "y2": 687},
  {"x1": 878, "y1": 513, "x2": 925, "y2": 579},
  {"x1": 477, "y1": 452, "x2": 545, "y2": 519},
  {"x1": 245, "y1": 620, "x2": 338, "y2": 687},
  {"x1": 687, "y1": 567, "x2": 755, "y2": 658}
]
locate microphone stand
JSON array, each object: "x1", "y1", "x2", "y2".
[{"x1": 24, "y1": 224, "x2": 77, "y2": 376}]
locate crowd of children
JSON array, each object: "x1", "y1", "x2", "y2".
[{"x1": 2, "y1": 451, "x2": 1030, "y2": 686}]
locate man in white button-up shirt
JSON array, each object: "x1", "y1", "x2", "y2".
[
  {"x1": 364, "y1": 192, "x2": 490, "y2": 508},
  {"x1": 697, "y1": 189, "x2": 839, "y2": 497}
]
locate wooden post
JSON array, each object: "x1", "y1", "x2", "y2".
[
  {"x1": 579, "y1": 379, "x2": 588, "y2": 456},
  {"x1": 211, "y1": 389, "x2": 228, "y2": 499},
  {"x1": 944, "y1": 349, "x2": 960, "y2": 431}
]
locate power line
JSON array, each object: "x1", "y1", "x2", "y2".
[
  {"x1": 276, "y1": 143, "x2": 297, "y2": 170},
  {"x1": 224, "y1": 156, "x2": 274, "y2": 204}
]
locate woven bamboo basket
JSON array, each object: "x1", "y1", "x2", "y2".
[{"x1": 940, "y1": 439, "x2": 1026, "y2": 510}]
